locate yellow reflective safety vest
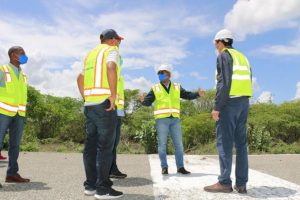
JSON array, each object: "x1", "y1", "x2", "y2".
[
  {"x1": 83, "y1": 44, "x2": 120, "y2": 103},
  {"x1": 215, "y1": 48, "x2": 253, "y2": 97},
  {"x1": 152, "y1": 82, "x2": 180, "y2": 119},
  {"x1": 0, "y1": 64, "x2": 28, "y2": 117},
  {"x1": 117, "y1": 75, "x2": 125, "y2": 110}
]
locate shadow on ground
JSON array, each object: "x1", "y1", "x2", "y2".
[
  {"x1": 247, "y1": 186, "x2": 298, "y2": 199},
  {"x1": 1, "y1": 182, "x2": 51, "y2": 192},
  {"x1": 120, "y1": 193, "x2": 157, "y2": 200},
  {"x1": 113, "y1": 177, "x2": 153, "y2": 187}
]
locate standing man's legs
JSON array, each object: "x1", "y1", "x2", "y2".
[
  {"x1": 234, "y1": 98, "x2": 249, "y2": 190},
  {"x1": 91, "y1": 101, "x2": 117, "y2": 195},
  {"x1": 83, "y1": 107, "x2": 98, "y2": 194},
  {"x1": 110, "y1": 116, "x2": 127, "y2": 178},
  {"x1": 0, "y1": 114, "x2": 12, "y2": 188},
  {"x1": 6, "y1": 114, "x2": 24, "y2": 177},
  {"x1": 155, "y1": 118, "x2": 170, "y2": 170},
  {"x1": 169, "y1": 118, "x2": 184, "y2": 169}
]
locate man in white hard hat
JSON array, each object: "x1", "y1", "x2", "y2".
[
  {"x1": 140, "y1": 64, "x2": 205, "y2": 175},
  {"x1": 204, "y1": 29, "x2": 252, "y2": 194}
]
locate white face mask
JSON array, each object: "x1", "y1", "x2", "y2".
[{"x1": 215, "y1": 49, "x2": 220, "y2": 56}]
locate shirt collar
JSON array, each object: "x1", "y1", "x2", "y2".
[{"x1": 8, "y1": 63, "x2": 21, "y2": 71}]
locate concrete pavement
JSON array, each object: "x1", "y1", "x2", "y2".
[{"x1": 0, "y1": 152, "x2": 299, "y2": 200}]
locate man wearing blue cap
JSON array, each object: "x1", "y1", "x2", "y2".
[{"x1": 77, "y1": 29, "x2": 124, "y2": 199}]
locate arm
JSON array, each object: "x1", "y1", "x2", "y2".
[
  {"x1": 140, "y1": 89, "x2": 155, "y2": 106},
  {"x1": 180, "y1": 86, "x2": 199, "y2": 100},
  {"x1": 106, "y1": 61, "x2": 117, "y2": 111},
  {"x1": 77, "y1": 73, "x2": 84, "y2": 99},
  {"x1": 214, "y1": 51, "x2": 233, "y2": 111}
]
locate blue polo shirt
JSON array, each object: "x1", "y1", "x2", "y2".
[{"x1": 0, "y1": 63, "x2": 21, "y2": 87}]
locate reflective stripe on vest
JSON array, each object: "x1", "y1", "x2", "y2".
[
  {"x1": 2, "y1": 65, "x2": 12, "y2": 82},
  {"x1": 154, "y1": 108, "x2": 180, "y2": 115}
]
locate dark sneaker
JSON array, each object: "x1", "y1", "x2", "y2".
[
  {"x1": 0, "y1": 183, "x2": 2, "y2": 188},
  {"x1": 84, "y1": 189, "x2": 96, "y2": 196},
  {"x1": 94, "y1": 188, "x2": 123, "y2": 199},
  {"x1": 162, "y1": 168, "x2": 168, "y2": 175},
  {"x1": 110, "y1": 170, "x2": 127, "y2": 179},
  {"x1": 204, "y1": 182, "x2": 233, "y2": 193},
  {"x1": 177, "y1": 167, "x2": 191, "y2": 175},
  {"x1": 234, "y1": 185, "x2": 247, "y2": 194}
]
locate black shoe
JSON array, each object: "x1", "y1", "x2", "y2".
[
  {"x1": 177, "y1": 167, "x2": 191, "y2": 174},
  {"x1": 0, "y1": 183, "x2": 2, "y2": 188},
  {"x1": 110, "y1": 170, "x2": 127, "y2": 179},
  {"x1": 234, "y1": 185, "x2": 247, "y2": 194},
  {"x1": 162, "y1": 168, "x2": 168, "y2": 175},
  {"x1": 95, "y1": 188, "x2": 123, "y2": 199}
]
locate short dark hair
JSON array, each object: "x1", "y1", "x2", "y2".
[
  {"x1": 218, "y1": 38, "x2": 233, "y2": 47},
  {"x1": 8, "y1": 46, "x2": 23, "y2": 57}
]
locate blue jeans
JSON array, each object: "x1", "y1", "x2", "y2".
[
  {"x1": 156, "y1": 117, "x2": 184, "y2": 169},
  {"x1": 83, "y1": 100, "x2": 117, "y2": 193},
  {"x1": 0, "y1": 114, "x2": 25, "y2": 176},
  {"x1": 110, "y1": 116, "x2": 122, "y2": 174},
  {"x1": 216, "y1": 97, "x2": 249, "y2": 187}
]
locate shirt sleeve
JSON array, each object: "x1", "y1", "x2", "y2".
[
  {"x1": 106, "y1": 49, "x2": 119, "y2": 64},
  {"x1": 141, "y1": 89, "x2": 155, "y2": 106},
  {"x1": 180, "y1": 86, "x2": 199, "y2": 100},
  {"x1": 214, "y1": 50, "x2": 233, "y2": 111}
]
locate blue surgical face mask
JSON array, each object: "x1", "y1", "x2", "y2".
[
  {"x1": 158, "y1": 73, "x2": 166, "y2": 82},
  {"x1": 19, "y1": 54, "x2": 28, "y2": 64}
]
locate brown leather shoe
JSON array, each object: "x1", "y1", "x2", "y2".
[
  {"x1": 204, "y1": 182, "x2": 233, "y2": 193},
  {"x1": 5, "y1": 173, "x2": 30, "y2": 183}
]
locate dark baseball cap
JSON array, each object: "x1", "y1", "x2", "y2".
[{"x1": 100, "y1": 29, "x2": 124, "y2": 40}]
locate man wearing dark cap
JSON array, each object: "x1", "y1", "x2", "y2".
[
  {"x1": 77, "y1": 29, "x2": 124, "y2": 199},
  {"x1": 0, "y1": 46, "x2": 30, "y2": 188}
]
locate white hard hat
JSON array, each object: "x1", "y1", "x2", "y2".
[
  {"x1": 214, "y1": 29, "x2": 233, "y2": 41},
  {"x1": 156, "y1": 64, "x2": 173, "y2": 74}
]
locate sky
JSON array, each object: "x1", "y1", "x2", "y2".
[{"x1": 0, "y1": 0, "x2": 300, "y2": 103}]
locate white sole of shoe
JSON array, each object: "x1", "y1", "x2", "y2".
[
  {"x1": 94, "y1": 194, "x2": 123, "y2": 199},
  {"x1": 84, "y1": 190, "x2": 96, "y2": 196}
]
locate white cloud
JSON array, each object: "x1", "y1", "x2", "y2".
[
  {"x1": 0, "y1": 3, "x2": 218, "y2": 97},
  {"x1": 259, "y1": 36, "x2": 300, "y2": 55},
  {"x1": 295, "y1": 81, "x2": 300, "y2": 100},
  {"x1": 189, "y1": 72, "x2": 208, "y2": 80},
  {"x1": 124, "y1": 75, "x2": 154, "y2": 92},
  {"x1": 256, "y1": 91, "x2": 274, "y2": 103},
  {"x1": 225, "y1": 0, "x2": 300, "y2": 40}
]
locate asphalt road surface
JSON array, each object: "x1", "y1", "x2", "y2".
[{"x1": 0, "y1": 152, "x2": 299, "y2": 200}]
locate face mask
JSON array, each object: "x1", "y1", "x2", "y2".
[
  {"x1": 158, "y1": 73, "x2": 166, "y2": 82},
  {"x1": 18, "y1": 54, "x2": 28, "y2": 64},
  {"x1": 215, "y1": 49, "x2": 220, "y2": 56}
]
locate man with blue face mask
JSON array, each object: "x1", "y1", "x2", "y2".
[
  {"x1": 140, "y1": 64, "x2": 205, "y2": 175},
  {"x1": 0, "y1": 46, "x2": 30, "y2": 188}
]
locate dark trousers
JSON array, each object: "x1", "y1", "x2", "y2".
[
  {"x1": 216, "y1": 97, "x2": 249, "y2": 187},
  {"x1": 83, "y1": 100, "x2": 117, "y2": 193},
  {"x1": 0, "y1": 114, "x2": 24, "y2": 176},
  {"x1": 110, "y1": 117, "x2": 122, "y2": 174}
]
